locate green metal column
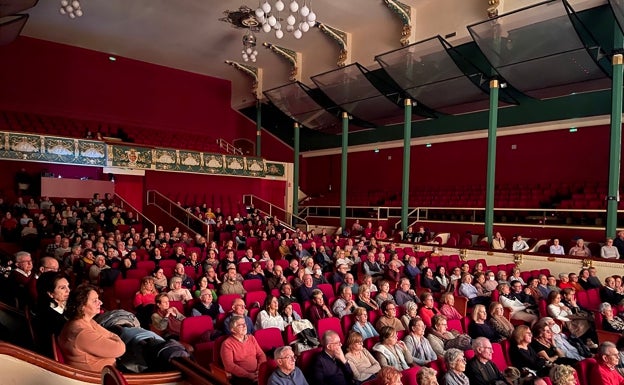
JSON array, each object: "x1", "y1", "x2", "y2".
[
  {"x1": 256, "y1": 100, "x2": 262, "y2": 157},
  {"x1": 607, "y1": 54, "x2": 623, "y2": 237},
  {"x1": 340, "y1": 112, "x2": 349, "y2": 230},
  {"x1": 485, "y1": 79, "x2": 499, "y2": 240},
  {"x1": 401, "y1": 98, "x2": 412, "y2": 233},
  {"x1": 292, "y1": 122, "x2": 300, "y2": 224}
]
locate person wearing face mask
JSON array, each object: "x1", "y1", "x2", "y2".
[
  {"x1": 312, "y1": 264, "x2": 328, "y2": 285},
  {"x1": 537, "y1": 317, "x2": 591, "y2": 361},
  {"x1": 483, "y1": 271, "x2": 499, "y2": 293}
]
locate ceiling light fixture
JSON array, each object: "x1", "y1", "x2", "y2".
[
  {"x1": 242, "y1": 30, "x2": 259, "y2": 62},
  {"x1": 255, "y1": 0, "x2": 316, "y2": 40},
  {"x1": 59, "y1": 0, "x2": 83, "y2": 19}
]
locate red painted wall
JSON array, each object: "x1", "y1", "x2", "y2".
[
  {"x1": 301, "y1": 126, "x2": 610, "y2": 197},
  {"x1": 0, "y1": 37, "x2": 255, "y2": 142},
  {"x1": 143, "y1": 171, "x2": 286, "y2": 213}
]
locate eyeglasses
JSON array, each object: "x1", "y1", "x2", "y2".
[
  {"x1": 279, "y1": 355, "x2": 296, "y2": 361},
  {"x1": 234, "y1": 323, "x2": 247, "y2": 328}
]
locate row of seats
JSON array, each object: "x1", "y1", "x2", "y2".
[{"x1": 0, "y1": 110, "x2": 237, "y2": 155}]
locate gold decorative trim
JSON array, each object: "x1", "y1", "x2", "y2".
[
  {"x1": 263, "y1": 43, "x2": 299, "y2": 82},
  {"x1": 582, "y1": 259, "x2": 593, "y2": 268},
  {"x1": 316, "y1": 22, "x2": 349, "y2": 67},
  {"x1": 487, "y1": 0, "x2": 501, "y2": 18},
  {"x1": 613, "y1": 54, "x2": 624, "y2": 66},
  {"x1": 383, "y1": 0, "x2": 412, "y2": 46},
  {"x1": 459, "y1": 249, "x2": 468, "y2": 261},
  {"x1": 225, "y1": 60, "x2": 259, "y2": 98},
  {"x1": 513, "y1": 253, "x2": 523, "y2": 266}
]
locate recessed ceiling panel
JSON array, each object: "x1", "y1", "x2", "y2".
[
  {"x1": 311, "y1": 63, "x2": 411, "y2": 125},
  {"x1": 264, "y1": 82, "x2": 340, "y2": 133},
  {"x1": 376, "y1": 36, "x2": 513, "y2": 115},
  {"x1": 468, "y1": 0, "x2": 610, "y2": 100}
]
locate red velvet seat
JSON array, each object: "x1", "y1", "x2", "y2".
[
  {"x1": 113, "y1": 278, "x2": 140, "y2": 311},
  {"x1": 245, "y1": 290, "x2": 267, "y2": 308},
  {"x1": 217, "y1": 293, "x2": 242, "y2": 312},
  {"x1": 258, "y1": 359, "x2": 278, "y2": 385},
  {"x1": 317, "y1": 317, "x2": 344, "y2": 342},
  {"x1": 401, "y1": 366, "x2": 421, "y2": 385},
  {"x1": 180, "y1": 315, "x2": 213, "y2": 345},
  {"x1": 242, "y1": 279, "x2": 264, "y2": 292},
  {"x1": 317, "y1": 283, "x2": 335, "y2": 299},
  {"x1": 296, "y1": 347, "x2": 322, "y2": 378},
  {"x1": 254, "y1": 327, "x2": 285, "y2": 353}
]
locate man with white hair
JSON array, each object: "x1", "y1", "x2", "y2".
[
  {"x1": 465, "y1": 337, "x2": 508, "y2": 385},
  {"x1": 268, "y1": 346, "x2": 308, "y2": 385},
  {"x1": 591, "y1": 342, "x2": 624, "y2": 385},
  {"x1": 8, "y1": 251, "x2": 35, "y2": 307}
]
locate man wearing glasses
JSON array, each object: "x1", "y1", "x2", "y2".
[
  {"x1": 221, "y1": 315, "x2": 266, "y2": 385},
  {"x1": 311, "y1": 330, "x2": 353, "y2": 385},
  {"x1": 8, "y1": 251, "x2": 34, "y2": 307},
  {"x1": 591, "y1": 342, "x2": 624, "y2": 385},
  {"x1": 465, "y1": 337, "x2": 509, "y2": 385},
  {"x1": 268, "y1": 346, "x2": 308, "y2": 385}
]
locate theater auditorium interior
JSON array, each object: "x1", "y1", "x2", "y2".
[{"x1": 2, "y1": 0, "x2": 624, "y2": 384}]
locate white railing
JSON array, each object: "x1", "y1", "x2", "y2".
[
  {"x1": 243, "y1": 194, "x2": 308, "y2": 232},
  {"x1": 216, "y1": 138, "x2": 243, "y2": 155},
  {"x1": 112, "y1": 194, "x2": 157, "y2": 232},
  {"x1": 146, "y1": 190, "x2": 209, "y2": 239}
]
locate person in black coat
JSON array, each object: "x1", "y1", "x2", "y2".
[{"x1": 311, "y1": 330, "x2": 354, "y2": 385}]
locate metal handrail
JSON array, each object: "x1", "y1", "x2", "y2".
[
  {"x1": 112, "y1": 193, "x2": 157, "y2": 233},
  {"x1": 242, "y1": 194, "x2": 309, "y2": 232},
  {"x1": 299, "y1": 204, "x2": 619, "y2": 231},
  {"x1": 146, "y1": 190, "x2": 209, "y2": 239},
  {"x1": 216, "y1": 138, "x2": 243, "y2": 155}
]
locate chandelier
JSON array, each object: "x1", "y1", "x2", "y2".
[
  {"x1": 59, "y1": 0, "x2": 83, "y2": 18},
  {"x1": 254, "y1": 0, "x2": 317, "y2": 40},
  {"x1": 242, "y1": 30, "x2": 259, "y2": 62}
]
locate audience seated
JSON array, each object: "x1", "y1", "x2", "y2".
[
  {"x1": 344, "y1": 331, "x2": 380, "y2": 383},
  {"x1": 311, "y1": 330, "x2": 354, "y2": 385},
  {"x1": 58, "y1": 284, "x2": 126, "y2": 371},
  {"x1": 221, "y1": 315, "x2": 267, "y2": 385}
]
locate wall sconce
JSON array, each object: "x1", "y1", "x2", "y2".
[
  {"x1": 513, "y1": 253, "x2": 523, "y2": 266},
  {"x1": 414, "y1": 244, "x2": 421, "y2": 252},
  {"x1": 459, "y1": 249, "x2": 468, "y2": 261},
  {"x1": 582, "y1": 259, "x2": 593, "y2": 269}
]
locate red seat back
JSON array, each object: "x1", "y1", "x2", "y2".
[
  {"x1": 243, "y1": 279, "x2": 264, "y2": 292},
  {"x1": 317, "y1": 317, "x2": 344, "y2": 342},
  {"x1": 401, "y1": 366, "x2": 421, "y2": 385},
  {"x1": 180, "y1": 315, "x2": 214, "y2": 345},
  {"x1": 258, "y1": 359, "x2": 278, "y2": 385},
  {"x1": 586, "y1": 288, "x2": 601, "y2": 311},
  {"x1": 254, "y1": 327, "x2": 285, "y2": 353},
  {"x1": 317, "y1": 283, "x2": 335, "y2": 299},
  {"x1": 245, "y1": 290, "x2": 267, "y2": 308},
  {"x1": 217, "y1": 293, "x2": 242, "y2": 312}
]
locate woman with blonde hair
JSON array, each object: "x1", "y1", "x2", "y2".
[
  {"x1": 488, "y1": 301, "x2": 514, "y2": 339},
  {"x1": 356, "y1": 284, "x2": 379, "y2": 312},
  {"x1": 344, "y1": 331, "x2": 381, "y2": 383},
  {"x1": 416, "y1": 367, "x2": 439, "y2": 385},
  {"x1": 549, "y1": 365, "x2": 577, "y2": 385},
  {"x1": 352, "y1": 307, "x2": 379, "y2": 340},
  {"x1": 167, "y1": 276, "x2": 193, "y2": 303},
  {"x1": 439, "y1": 292, "x2": 462, "y2": 321}
]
